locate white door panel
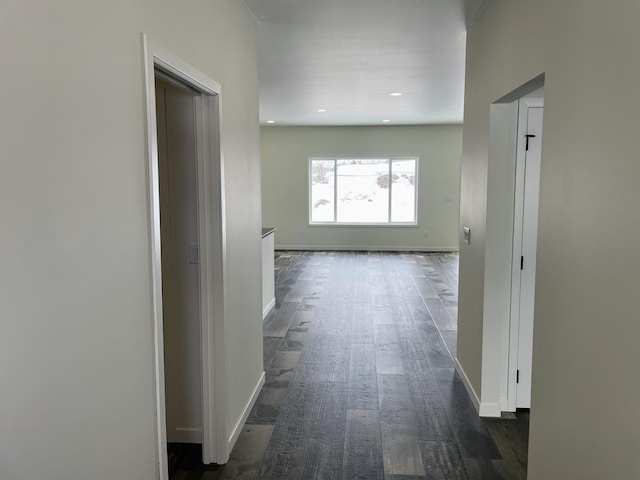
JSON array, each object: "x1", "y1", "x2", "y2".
[
  {"x1": 509, "y1": 98, "x2": 543, "y2": 410},
  {"x1": 516, "y1": 106, "x2": 543, "y2": 408}
]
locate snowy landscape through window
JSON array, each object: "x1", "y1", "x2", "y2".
[{"x1": 309, "y1": 157, "x2": 417, "y2": 224}]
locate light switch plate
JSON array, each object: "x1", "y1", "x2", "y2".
[{"x1": 463, "y1": 227, "x2": 471, "y2": 245}]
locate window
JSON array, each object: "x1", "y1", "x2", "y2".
[{"x1": 309, "y1": 157, "x2": 417, "y2": 224}]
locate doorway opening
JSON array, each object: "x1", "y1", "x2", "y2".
[
  {"x1": 143, "y1": 35, "x2": 229, "y2": 479},
  {"x1": 155, "y1": 73, "x2": 203, "y2": 474},
  {"x1": 480, "y1": 75, "x2": 545, "y2": 417}
]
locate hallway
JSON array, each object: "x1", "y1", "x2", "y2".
[{"x1": 171, "y1": 251, "x2": 528, "y2": 479}]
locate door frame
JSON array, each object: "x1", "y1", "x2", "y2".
[
  {"x1": 142, "y1": 34, "x2": 229, "y2": 477},
  {"x1": 507, "y1": 97, "x2": 543, "y2": 411},
  {"x1": 478, "y1": 75, "x2": 544, "y2": 417}
]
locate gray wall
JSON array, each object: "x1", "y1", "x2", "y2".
[
  {"x1": 0, "y1": 1, "x2": 263, "y2": 478},
  {"x1": 261, "y1": 125, "x2": 462, "y2": 251},
  {"x1": 458, "y1": 1, "x2": 640, "y2": 478}
]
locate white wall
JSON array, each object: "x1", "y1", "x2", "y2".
[
  {"x1": 0, "y1": 1, "x2": 263, "y2": 478},
  {"x1": 458, "y1": 1, "x2": 640, "y2": 478},
  {"x1": 261, "y1": 125, "x2": 462, "y2": 251}
]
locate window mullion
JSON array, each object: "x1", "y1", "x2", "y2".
[
  {"x1": 388, "y1": 158, "x2": 392, "y2": 223},
  {"x1": 333, "y1": 159, "x2": 338, "y2": 223}
]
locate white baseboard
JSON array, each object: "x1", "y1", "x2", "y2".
[
  {"x1": 227, "y1": 371, "x2": 265, "y2": 452},
  {"x1": 455, "y1": 358, "x2": 480, "y2": 414},
  {"x1": 479, "y1": 402, "x2": 502, "y2": 417},
  {"x1": 275, "y1": 244, "x2": 459, "y2": 252},
  {"x1": 262, "y1": 298, "x2": 275, "y2": 320},
  {"x1": 455, "y1": 358, "x2": 503, "y2": 418}
]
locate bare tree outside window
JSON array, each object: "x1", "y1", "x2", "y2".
[{"x1": 312, "y1": 160, "x2": 334, "y2": 184}]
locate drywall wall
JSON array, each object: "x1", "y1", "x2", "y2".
[
  {"x1": 478, "y1": 100, "x2": 519, "y2": 415},
  {"x1": 459, "y1": 0, "x2": 640, "y2": 478},
  {"x1": 0, "y1": 1, "x2": 262, "y2": 478},
  {"x1": 261, "y1": 125, "x2": 462, "y2": 251}
]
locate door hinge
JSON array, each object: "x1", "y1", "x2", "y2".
[
  {"x1": 520, "y1": 256, "x2": 524, "y2": 270},
  {"x1": 516, "y1": 370, "x2": 520, "y2": 384},
  {"x1": 525, "y1": 134, "x2": 536, "y2": 151}
]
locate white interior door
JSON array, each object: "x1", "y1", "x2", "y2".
[{"x1": 510, "y1": 98, "x2": 544, "y2": 409}]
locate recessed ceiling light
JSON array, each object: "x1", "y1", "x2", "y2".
[
  {"x1": 389, "y1": 92, "x2": 403, "y2": 96},
  {"x1": 266, "y1": 120, "x2": 275, "y2": 124},
  {"x1": 317, "y1": 109, "x2": 327, "y2": 113},
  {"x1": 383, "y1": 119, "x2": 391, "y2": 123}
]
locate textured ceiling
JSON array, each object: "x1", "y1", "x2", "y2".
[{"x1": 243, "y1": 0, "x2": 476, "y2": 126}]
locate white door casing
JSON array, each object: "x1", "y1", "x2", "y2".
[
  {"x1": 143, "y1": 34, "x2": 229, "y2": 478},
  {"x1": 508, "y1": 98, "x2": 544, "y2": 410},
  {"x1": 478, "y1": 79, "x2": 544, "y2": 418}
]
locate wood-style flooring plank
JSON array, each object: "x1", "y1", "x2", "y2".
[
  {"x1": 246, "y1": 385, "x2": 289, "y2": 425},
  {"x1": 268, "y1": 380, "x2": 348, "y2": 451},
  {"x1": 483, "y1": 413, "x2": 529, "y2": 478},
  {"x1": 216, "y1": 425, "x2": 274, "y2": 480},
  {"x1": 378, "y1": 375, "x2": 426, "y2": 476},
  {"x1": 263, "y1": 302, "x2": 299, "y2": 337},
  {"x1": 423, "y1": 297, "x2": 458, "y2": 331},
  {"x1": 413, "y1": 276, "x2": 440, "y2": 299},
  {"x1": 380, "y1": 418, "x2": 426, "y2": 476},
  {"x1": 462, "y1": 458, "x2": 505, "y2": 480},
  {"x1": 431, "y1": 368, "x2": 502, "y2": 461},
  {"x1": 342, "y1": 409, "x2": 384, "y2": 480},
  {"x1": 374, "y1": 324, "x2": 405, "y2": 375},
  {"x1": 439, "y1": 330, "x2": 457, "y2": 359},
  {"x1": 384, "y1": 475, "x2": 427, "y2": 480},
  {"x1": 351, "y1": 307, "x2": 375, "y2": 344},
  {"x1": 262, "y1": 336, "x2": 281, "y2": 369},
  {"x1": 347, "y1": 343, "x2": 378, "y2": 410},
  {"x1": 419, "y1": 441, "x2": 469, "y2": 480},
  {"x1": 265, "y1": 351, "x2": 301, "y2": 388}
]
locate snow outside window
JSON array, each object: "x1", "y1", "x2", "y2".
[{"x1": 309, "y1": 157, "x2": 417, "y2": 225}]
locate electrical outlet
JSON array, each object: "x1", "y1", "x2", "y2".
[
  {"x1": 299, "y1": 229, "x2": 305, "y2": 237},
  {"x1": 423, "y1": 230, "x2": 429, "y2": 238}
]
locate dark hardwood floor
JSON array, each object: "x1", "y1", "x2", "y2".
[{"x1": 169, "y1": 251, "x2": 529, "y2": 480}]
